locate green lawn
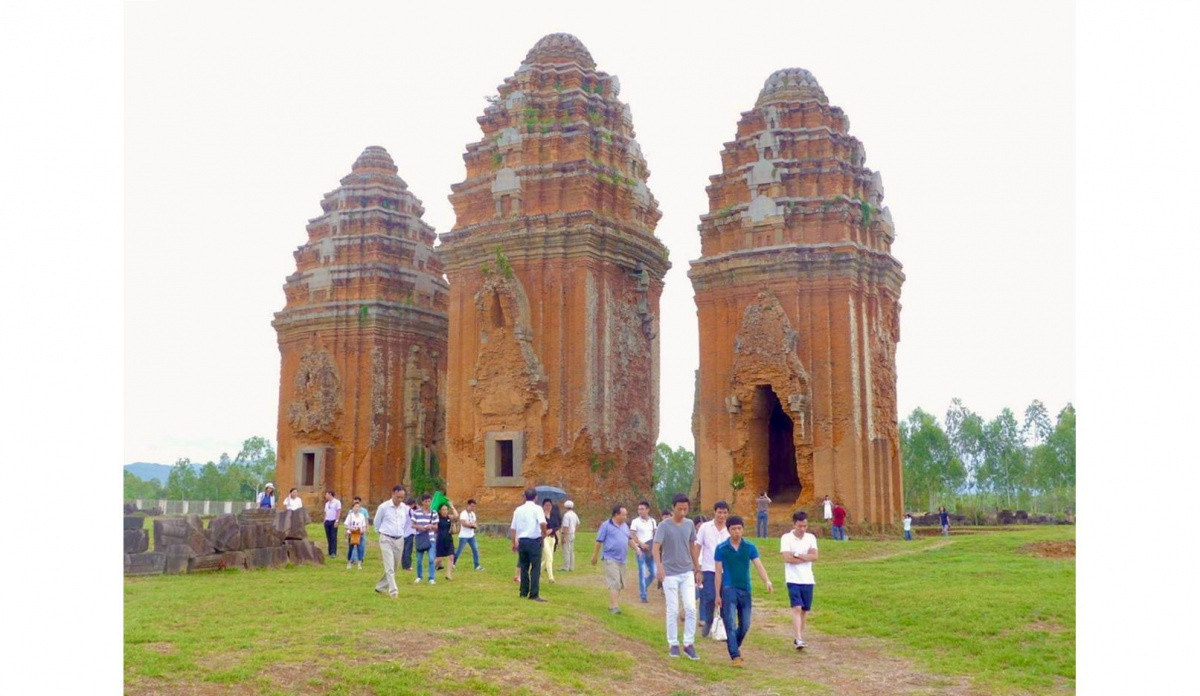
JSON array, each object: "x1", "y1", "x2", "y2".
[{"x1": 125, "y1": 524, "x2": 1074, "y2": 694}]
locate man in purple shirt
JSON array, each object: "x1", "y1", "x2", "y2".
[{"x1": 592, "y1": 504, "x2": 636, "y2": 614}]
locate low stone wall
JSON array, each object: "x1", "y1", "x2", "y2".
[{"x1": 123, "y1": 508, "x2": 325, "y2": 576}]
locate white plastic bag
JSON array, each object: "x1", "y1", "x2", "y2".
[{"x1": 711, "y1": 613, "x2": 728, "y2": 641}]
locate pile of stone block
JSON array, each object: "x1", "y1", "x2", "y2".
[{"x1": 123, "y1": 508, "x2": 325, "y2": 576}]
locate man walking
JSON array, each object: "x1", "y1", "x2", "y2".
[
  {"x1": 410, "y1": 494, "x2": 437, "y2": 584},
  {"x1": 510, "y1": 488, "x2": 548, "y2": 602},
  {"x1": 755, "y1": 492, "x2": 771, "y2": 538},
  {"x1": 323, "y1": 490, "x2": 342, "y2": 559},
  {"x1": 714, "y1": 515, "x2": 774, "y2": 667},
  {"x1": 372, "y1": 485, "x2": 407, "y2": 598},
  {"x1": 695, "y1": 501, "x2": 730, "y2": 637},
  {"x1": 653, "y1": 493, "x2": 701, "y2": 660},
  {"x1": 780, "y1": 510, "x2": 819, "y2": 650},
  {"x1": 591, "y1": 504, "x2": 636, "y2": 614},
  {"x1": 630, "y1": 501, "x2": 657, "y2": 603},
  {"x1": 939, "y1": 506, "x2": 950, "y2": 536},
  {"x1": 560, "y1": 500, "x2": 580, "y2": 571},
  {"x1": 454, "y1": 499, "x2": 484, "y2": 571},
  {"x1": 831, "y1": 501, "x2": 847, "y2": 541}
]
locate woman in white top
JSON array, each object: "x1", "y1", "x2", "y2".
[
  {"x1": 344, "y1": 498, "x2": 368, "y2": 569},
  {"x1": 284, "y1": 488, "x2": 304, "y2": 511}
]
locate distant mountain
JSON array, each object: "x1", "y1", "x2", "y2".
[{"x1": 125, "y1": 461, "x2": 202, "y2": 485}]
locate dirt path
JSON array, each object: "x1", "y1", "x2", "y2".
[{"x1": 553, "y1": 550, "x2": 986, "y2": 696}]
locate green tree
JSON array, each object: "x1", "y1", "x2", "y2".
[
  {"x1": 900, "y1": 407, "x2": 963, "y2": 511},
  {"x1": 981, "y1": 408, "x2": 1026, "y2": 508},
  {"x1": 652, "y1": 443, "x2": 695, "y2": 513},
  {"x1": 165, "y1": 458, "x2": 198, "y2": 499},
  {"x1": 124, "y1": 470, "x2": 164, "y2": 500},
  {"x1": 197, "y1": 461, "x2": 222, "y2": 500},
  {"x1": 234, "y1": 436, "x2": 276, "y2": 493},
  {"x1": 945, "y1": 398, "x2": 986, "y2": 495}
]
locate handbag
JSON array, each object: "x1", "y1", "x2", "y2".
[
  {"x1": 416, "y1": 533, "x2": 432, "y2": 552},
  {"x1": 711, "y1": 613, "x2": 728, "y2": 641},
  {"x1": 349, "y1": 530, "x2": 362, "y2": 545}
]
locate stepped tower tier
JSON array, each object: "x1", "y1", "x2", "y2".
[
  {"x1": 439, "y1": 33, "x2": 670, "y2": 518},
  {"x1": 689, "y1": 69, "x2": 905, "y2": 524},
  {"x1": 273, "y1": 146, "x2": 449, "y2": 507}
]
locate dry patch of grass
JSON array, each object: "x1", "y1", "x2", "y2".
[{"x1": 1020, "y1": 540, "x2": 1075, "y2": 559}]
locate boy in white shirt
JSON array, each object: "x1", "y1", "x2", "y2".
[
  {"x1": 454, "y1": 499, "x2": 484, "y2": 570},
  {"x1": 780, "y1": 510, "x2": 819, "y2": 650}
]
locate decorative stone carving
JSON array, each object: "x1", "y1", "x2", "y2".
[{"x1": 287, "y1": 347, "x2": 341, "y2": 438}]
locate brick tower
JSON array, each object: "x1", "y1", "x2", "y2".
[
  {"x1": 273, "y1": 146, "x2": 449, "y2": 507},
  {"x1": 689, "y1": 69, "x2": 904, "y2": 524},
  {"x1": 439, "y1": 33, "x2": 669, "y2": 517}
]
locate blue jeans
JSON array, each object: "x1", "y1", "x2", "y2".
[
  {"x1": 454, "y1": 536, "x2": 480, "y2": 568},
  {"x1": 699, "y1": 571, "x2": 717, "y2": 627},
  {"x1": 831, "y1": 525, "x2": 845, "y2": 541},
  {"x1": 720, "y1": 586, "x2": 753, "y2": 659},
  {"x1": 756, "y1": 512, "x2": 768, "y2": 538},
  {"x1": 903, "y1": 530, "x2": 912, "y2": 541},
  {"x1": 347, "y1": 541, "x2": 364, "y2": 562},
  {"x1": 635, "y1": 547, "x2": 656, "y2": 600},
  {"x1": 415, "y1": 548, "x2": 435, "y2": 579}
]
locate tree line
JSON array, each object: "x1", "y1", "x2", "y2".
[
  {"x1": 901, "y1": 399, "x2": 1075, "y2": 515},
  {"x1": 124, "y1": 436, "x2": 278, "y2": 501}
]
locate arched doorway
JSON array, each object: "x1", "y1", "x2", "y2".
[{"x1": 750, "y1": 384, "x2": 801, "y2": 504}]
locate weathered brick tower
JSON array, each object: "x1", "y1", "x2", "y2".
[
  {"x1": 439, "y1": 33, "x2": 669, "y2": 517},
  {"x1": 273, "y1": 146, "x2": 449, "y2": 506},
  {"x1": 689, "y1": 69, "x2": 904, "y2": 524}
]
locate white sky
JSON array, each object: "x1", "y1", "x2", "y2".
[{"x1": 123, "y1": 0, "x2": 1074, "y2": 465}]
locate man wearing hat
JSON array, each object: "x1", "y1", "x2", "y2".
[
  {"x1": 560, "y1": 500, "x2": 580, "y2": 572},
  {"x1": 256, "y1": 483, "x2": 276, "y2": 509}
]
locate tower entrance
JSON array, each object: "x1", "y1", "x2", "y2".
[{"x1": 751, "y1": 384, "x2": 800, "y2": 504}]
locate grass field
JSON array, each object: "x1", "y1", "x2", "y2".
[{"x1": 124, "y1": 524, "x2": 1075, "y2": 695}]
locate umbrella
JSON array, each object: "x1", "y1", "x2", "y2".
[{"x1": 533, "y1": 485, "x2": 568, "y2": 503}]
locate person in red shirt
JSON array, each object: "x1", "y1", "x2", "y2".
[{"x1": 831, "y1": 503, "x2": 847, "y2": 541}]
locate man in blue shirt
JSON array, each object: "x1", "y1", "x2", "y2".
[
  {"x1": 714, "y1": 515, "x2": 774, "y2": 667},
  {"x1": 592, "y1": 504, "x2": 637, "y2": 614}
]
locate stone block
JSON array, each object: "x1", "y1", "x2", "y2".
[
  {"x1": 124, "y1": 529, "x2": 149, "y2": 554},
  {"x1": 208, "y1": 514, "x2": 243, "y2": 552},
  {"x1": 164, "y1": 544, "x2": 195, "y2": 574},
  {"x1": 126, "y1": 552, "x2": 166, "y2": 576},
  {"x1": 124, "y1": 515, "x2": 145, "y2": 530},
  {"x1": 188, "y1": 553, "x2": 228, "y2": 573},
  {"x1": 238, "y1": 508, "x2": 276, "y2": 525},
  {"x1": 275, "y1": 509, "x2": 309, "y2": 541},
  {"x1": 221, "y1": 551, "x2": 248, "y2": 570},
  {"x1": 248, "y1": 546, "x2": 288, "y2": 569}
]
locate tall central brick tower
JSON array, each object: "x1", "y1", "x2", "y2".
[
  {"x1": 273, "y1": 146, "x2": 449, "y2": 507},
  {"x1": 439, "y1": 33, "x2": 670, "y2": 517},
  {"x1": 689, "y1": 69, "x2": 904, "y2": 524}
]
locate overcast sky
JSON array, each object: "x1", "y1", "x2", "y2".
[{"x1": 124, "y1": 0, "x2": 1074, "y2": 465}]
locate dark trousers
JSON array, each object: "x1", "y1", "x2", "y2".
[
  {"x1": 518, "y1": 537, "x2": 543, "y2": 599},
  {"x1": 401, "y1": 534, "x2": 414, "y2": 570},
  {"x1": 699, "y1": 570, "x2": 717, "y2": 626},
  {"x1": 324, "y1": 520, "x2": 338, "y2": 556},
  {"x1": 720, "y1": 586, "x2": 753, "y2": 659}
]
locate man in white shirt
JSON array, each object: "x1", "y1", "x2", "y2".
[
  {"x1": 510, "y1": 488, "x2": 548, "y2": 601},
  {"x1": 454, "y1": 498, "x2": 484, "y2": 571},
  {"x1": 694, "y1": 501, "x2": 730, "y2": 636},
  {"x1": 629, "y1": 500, "x2": 658, "y2": 603},
  {"x1": 560, "y1": 500, "x2": 580, "y2": 571},
  {"x1": 372, "y1": 485, "x2": 408, "y2": 598},
  {"x1": 284, "y1": 488, "x2": 304, "y2": 511},
  {"x1": 323, "y1": 490, "x2": 342, "y2": 559},
  {"x1": 780, "y1": 510, "x2": 819, "y2": 649}
]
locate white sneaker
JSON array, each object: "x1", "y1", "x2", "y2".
[
  {"x1": 476, "y1": 566, "x2": 485, "y2": 571},
  {"x1": 429, "y1": 579, "x2": 436, "y2": 585},
  {"x1": 794, "y1": 639, "x2": 806, "y2": 650},
  {"x1": 346, "y1": 562, "x2": 352, "y2": 569},
  {"x1": 356, "y1": 562, "x2": 362, "y2": 570},
  {"x1": 414, "y1": 577, "x2": 423, "y2": 584}
]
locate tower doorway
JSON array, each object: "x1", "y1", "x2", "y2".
[{"x1": 750, "y1": 384, "x2": 800, "y2": 504}]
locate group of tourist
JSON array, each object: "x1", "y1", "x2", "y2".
[{"x1": 367, "y1": 485, "x2": 486, "y2": 596}]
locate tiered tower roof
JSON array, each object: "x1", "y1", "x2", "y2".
[{"x1": 274, "y1": 146, "x2": 448, "y2": 334}]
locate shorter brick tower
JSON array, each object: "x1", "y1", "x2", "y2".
[
  {"x1": 689, "y1": 69, "x2": 904, "y2": 523},
  {"x1": 273, "y1": 146, "x2": 449, "y2": 507}
]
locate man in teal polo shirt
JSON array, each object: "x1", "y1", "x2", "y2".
[{"x1": 714, "y1": 515, "x2": 774, "y2": 667}]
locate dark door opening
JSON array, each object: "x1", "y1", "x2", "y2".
[{"x1": 754, "y1": 385, "x2": 800, "y2": 504}]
